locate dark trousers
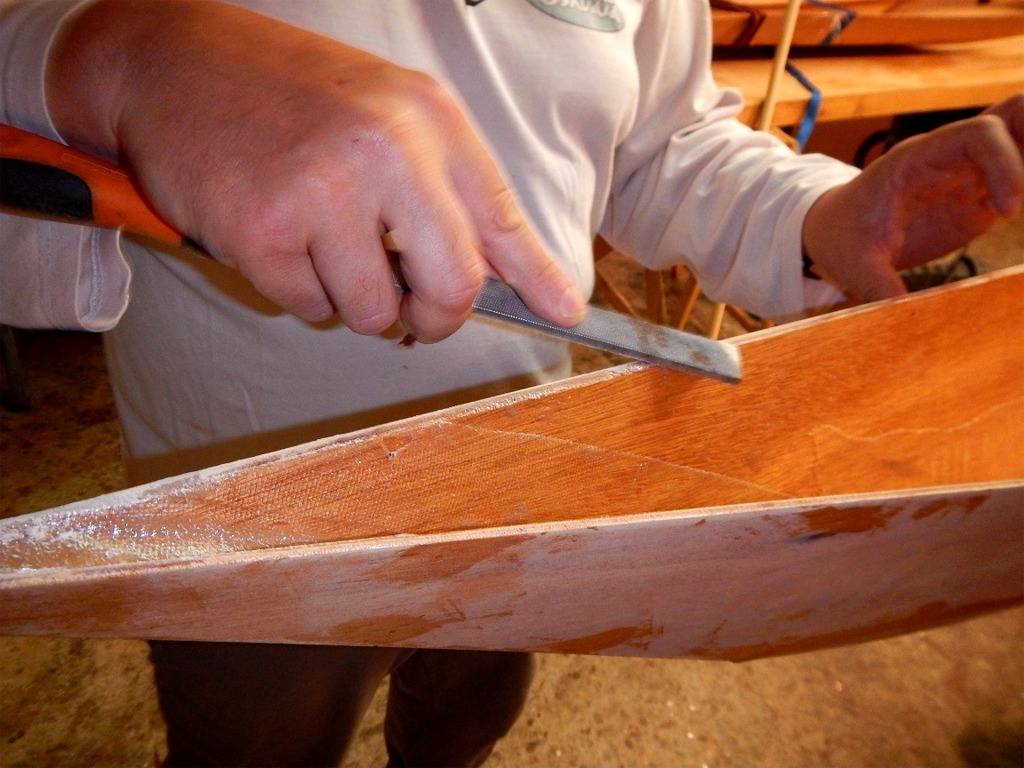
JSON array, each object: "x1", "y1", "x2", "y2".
[{"x1": 150, "y1": 641, "x2": 535, "y2": 767}]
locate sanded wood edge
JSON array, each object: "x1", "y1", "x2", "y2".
[
  {"x1": 2, "y1": 482, "x2": 1020, "y2": 659},
  {"x1": 1, "y1": 265, "x2": 1021, "y2": 571},
  {"x1": 733, "y1": 263, "x2": 1024, "y2": 346}
]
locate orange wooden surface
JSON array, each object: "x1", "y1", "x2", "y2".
[
  {"x1": 714, "y1": 35, "x2": 1024, "y2": 127},
  {"x1": 0, "y1": 267, "x2": 1021, "y2": 656},
  {"x1": 712, "y1": 2, "x2": 1024, "y2": 48}
]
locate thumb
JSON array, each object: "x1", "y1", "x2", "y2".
[{"x1": 446, "y1": 125, "x2": 585, "y2": 326}]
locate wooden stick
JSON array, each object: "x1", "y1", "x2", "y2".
[
  {"x1": 755, "y1": 0, "x2": 803, "y2": 132},
  {"x1": 728, "y1": 305, "x2": 773, "y2": 332},
  {"x1": 674, "y1": 270, "x2": 702, "y2": 330},
  {"x1": 708, "y1": 302, "x2": 728, "y2": 339},
  {"x1": 645, "y1": 269, "x2": 667, "y2": 324},
  {"x1": 593, "y1": 267, "x2": 639, "y2": 317}
]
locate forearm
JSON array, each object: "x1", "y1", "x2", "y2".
[
  {"x1": 46, "y1": 0, "x2": 319, "y2": 160},
  {"x1": 800, "y1": 179, "x2": 904, "y2": 301},
  {"x1": 46, "y1": 0, "x2": 135, "y2": 157},
  {"x1": 606, "y1": 121, "x2": 859, "y2": 318}
]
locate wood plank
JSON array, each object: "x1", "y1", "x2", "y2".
[
  {"x1": 715, "y1": 35, "x2": 1024, "y2": 127},
  {"x1": 2, "y1": 486, "x2": 1020, "y2": 658},
  {"x1": 712, "y1": 5, "x2": 1024, "y2": 48},
  {"x1": 1, "y1": 267, "x2": 1022, "y2": 657}
]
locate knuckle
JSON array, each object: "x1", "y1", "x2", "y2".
[
  {"x1": 236, "y1": 254, "x2": 331, "y2": 320},
  {"x1": 432, "y1": 270, "x2": 484, "y2": 315},
  {"x1": 449, "y1": 274, "x2": 485, "y2": 311},
  {"x1": 336, "y1": 109, "x2": 426, "y2": 187},
  {"x1": 335, "y1": 70, "x2": 454, "y2": 159},
  {"x1": 398, "y1": 69, "x2": 459, "y2": 121},
  {"x1": 484, "y1": 187, "x2": 530, "y2": 241},
  {"x1": 442, "y1": 253, "x2": 487, "y2": 305},
  {"x1": 340, "y1": 279, "x2": 399, "y2": 335},
  {"x1": 223, "y1": 188, "x2": 303, "y2": 256},
  {"x1": 967, "y1": 113, "x2": 1006, "y2": 142},
  {"x1": 400, "y1": 265, "x2": 482, "y2": 343}
]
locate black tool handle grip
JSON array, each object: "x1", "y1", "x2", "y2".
[{"x1": 0, "y1": 124, "x2": 186, "y2": 248}]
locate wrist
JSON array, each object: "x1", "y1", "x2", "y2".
[
  {"x1": 46, "y1": 0, "x2": 147, "y2": 159},
  {"x1": 800, "y1": 185, "x2": 838, "y2": 276},
  {"x1": 800, "y1": 184, "x2": 855, "y2": 287},
  {"x1": 46, "y1": 0, "x2": 234, "y2": 160}
]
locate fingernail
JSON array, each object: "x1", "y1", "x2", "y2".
[{"x1": 560, "y1": 285, "x2": 586, "y2": 323}]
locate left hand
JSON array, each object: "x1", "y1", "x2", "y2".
[{"x1": 801, "y1": 93, "x2": 1024, "y2": 303}]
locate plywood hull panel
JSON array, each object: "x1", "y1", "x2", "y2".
[
  {"x1": 1, "y1": 267, "x2": 1022, "y2": 658},
  {"x1": 1, "y1": 485, "x2": 1020, "y2": 658}
]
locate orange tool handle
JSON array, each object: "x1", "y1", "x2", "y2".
[{"x1": 0, "y1": 123, "x2": 186, "y2": 249}]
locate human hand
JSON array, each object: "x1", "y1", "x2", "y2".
[
  {"x1": 801, "y1": 93, "x2": 1024, "y2": 303},
  {"x1": 47, "y1": 0, "x2": 585, "y2": 341}
]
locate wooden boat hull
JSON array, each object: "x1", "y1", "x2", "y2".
[
  {"x1": 1, "y1": 484, "x2": 1020, "y2": 659},
  {"x1": 1, "y1": 266, "x2": 1022, "y2": 659}
]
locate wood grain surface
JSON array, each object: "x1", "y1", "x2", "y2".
[
  {"x1": 712, "y1": 2, "x2": 1024, "y2": 48},
  {"x1": 715, "y1": 34, "x2": 1024, "y2": 127},
  {"x1": 1, "y1": 266, "x2": 1021, "y2": 657}
]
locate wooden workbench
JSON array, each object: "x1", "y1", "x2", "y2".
[{"x1": 713, "y1": 35, "x2": 1024, "y2": 128}]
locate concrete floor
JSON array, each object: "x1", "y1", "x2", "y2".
[{"x1": 1, "y1": 215, "x2": 1023, "y2": 766}]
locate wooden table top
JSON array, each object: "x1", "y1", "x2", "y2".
[{"x1": 713, "y1": 35, "x2": 1024, "y2": 127}]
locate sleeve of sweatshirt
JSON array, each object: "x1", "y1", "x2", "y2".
[
  {"x1": 1, "y1": 0, "x2": 131, "y2": 331},
  {"x1": 599, "y1": 0, "x2": 855, "y2": 319}
]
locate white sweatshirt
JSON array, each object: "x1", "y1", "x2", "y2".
[{"x1": 0, "y1": 0, "x2": 856, "y2": 480}]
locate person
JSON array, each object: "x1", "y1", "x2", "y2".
[{"x1": 2, "y1": 1, "x2": 1021, "y2": 765}]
